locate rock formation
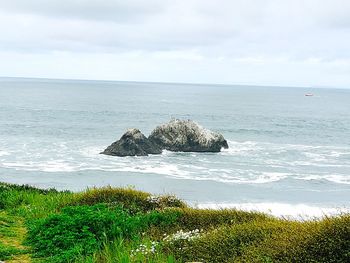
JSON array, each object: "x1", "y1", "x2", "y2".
[
  {"x1": 101, "y1": 119, "x2": 229, "y2": 157},
  {"x1": 101, "y1": 128, "x2": 162, "y2": 157},
  {"x1": 149, "y1": 119, "x2": 228, "y2": 152}
]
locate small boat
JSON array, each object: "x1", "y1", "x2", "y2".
[{"x1": 305, "y1": 93, "x2": 313, "y2": 96}]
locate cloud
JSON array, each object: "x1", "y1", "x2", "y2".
[
  {"x1": 0, "y1": 0, "x2": 349, "y2": 87},
  {"x1": 0, "y1": 0, "x2": 168, "y2": 22}
]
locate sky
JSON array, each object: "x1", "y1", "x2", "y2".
[{"x1": 0, "y1": 0, "x2": 349, "y2": 88}]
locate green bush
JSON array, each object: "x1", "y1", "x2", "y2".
[
  {"x1": 26, "y1": 204, "x2": 180, "y2": 262},
  {"x1": 166, "y1": 215, "x2": 350, "y2": 263},
  {"x1": 0, "y1": 183, "x2": 64, "y2": 211},
  {"x1": 71, "y1": 186, "x2": 186, "y2": 213},
  {"x1": 27, "y1": 204, "x2": 132, "y2": 262},
  {"x1": 146, "y1": 208, "x2": 270, "y2": 241},
  {"x1": 234, "y1": 220, "x2": 311, "y2": 262},
  {"x1": 165, "y1": 208, "x2": 269, "y2": 232},
  {"x1": 164, "y1": 220, "x2": 282, "y2": 263},
  {"x1": 293, "y1": 215, "x2": 350, "y2": 263},
  {"x1": 0, "y1": 183, "x2": 74, "y2": 219},
  {"x1": 236, "y1": 215, "x2": 350, "y2": 263}
]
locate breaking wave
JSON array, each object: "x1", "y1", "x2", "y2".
[
  {"x1": 1, "y1": 140, "x2": 349, "y2": 185},
  {"x1": 195, "y1": 202, "x2": 350, "y2": 219}
]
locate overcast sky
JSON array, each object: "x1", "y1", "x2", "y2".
[{"x1": 0, "y1": 0, "x2": 349, "y2": 87}]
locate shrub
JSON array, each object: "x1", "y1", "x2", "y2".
[
  {"x1": 146, "y1": 207, "x2": 270, "y2": 241},
  {"x1": 164, "y1": 220, "x2": 282, "y2": 263},
  {"x1": 236, "y1": 220, "x2": 313, "y2": 262},
  {"x1": 0, "y1": 183, "x2": 74, "y2": 219},
  {"x1": 0, "y1": 182, "x2": 62, "y2": 193},
  {"x1": 170, "y1": 208, "x2": 269, "y2": 230},
  {"x1": 71, "y1": 186, "x2": 186, "y2": 212},
  {"x1": 26, "y1": 204, "x2": 180, "y2": 262},
  {"x1": 166, "y1": 214, "x2": 350, "y2": 263},
  {"x1": 293, "y1": 215, "x2": 350, "y2": 263},
  {"x1": 27, "y1": 204, "x2": 135, "y2": 262},
  {"x1": 237, "y1": 215, "x2": 350, "y2": 263}
]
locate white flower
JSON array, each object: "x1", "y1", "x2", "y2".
[
  {"x1": 163, "y1": 229, "x2": 201, "y2": 242},
  {"x1": 130, "y1": 241, "x2": 159, "y2": 257}
]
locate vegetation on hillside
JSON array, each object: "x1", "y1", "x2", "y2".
[{"x1": 0, "y1": 182, "x2": 349, "y2": 262}]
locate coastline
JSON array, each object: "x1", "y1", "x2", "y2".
[
  {"x1": 1, "y1": 172, "x2": 349, "y2": 219},
  {"x1": 1, "y1": 80, "x2": 349, "y2": 222}
]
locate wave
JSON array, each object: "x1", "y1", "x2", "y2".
[
  {"x1": 1, "y1": 141, "x2": 350, "y2": 185},
  {"x1": 1, "y1": 159, "x2": 192, "y2": 177},
  {"x1": 0, "y1": 155, "x2": 288, "y2": 184},
  {"x1": 222, "y1": 140, "x2": 350, "y2": 155},
  {"x1": 296, "y1": 174, "x2": 350, "y2": 185},
  {"x1": 221, "y1": 140, "x2": 350, "y2": 168},
  {"x1": 111, "y1": 164, "x2": 191, "y2": 176},
  {"x1": 170, "y1": 171, "x2": 288, "y2": 184},
  {"x1": 2, "y1": 161, "x2": 80, "y2": 172},
  {"x1": 220, "y1": 140, "x2": 260, "y2": 155},
  {"x1": 0, "y1": 150, "x2": 10, "y2": 157},
  {"x1": 4, "y1": 156, "x2": 349, "y2": 186},
  {"x1": 195, "y1": 202, "x2": 350, "y2": 219}
]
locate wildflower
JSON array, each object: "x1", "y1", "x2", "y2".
[
  {"x1": 130, "y1": 241, "x2": 159, "y2": 257},
  {"x1": 163, "y1": 229, "x2": 201, "y2": 242}
]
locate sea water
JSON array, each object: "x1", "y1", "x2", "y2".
[{"x1": 1, "y1": 78, "x2": 350, "y2": 218}]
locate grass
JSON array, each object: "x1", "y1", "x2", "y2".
[
  {"x1": 77, "y1": 238, "x2": 178, "y2": 263},
  {"x1": 0, "y1": 211, "x2": 29, "y2": 262},
  {"x1": 0, "y1": 181, "x2": 349, "y2": 262},
  {"x1": 70, "y1": 186, "x2": 187, "y2": 213}
]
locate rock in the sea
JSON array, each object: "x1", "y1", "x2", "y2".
[
  {"x1": 101, "y1": 128, "x2": 162, "y2": 156},
  {"x1": 148, "y1": 119, "x2": 229, "y2": 152},
  {"x1": 101, "y1": 120, "x2": 229, "y2": 157}
]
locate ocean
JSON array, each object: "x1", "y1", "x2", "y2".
[{"x1": 1, "y1": 77, "x2": 349, "y2": 217}]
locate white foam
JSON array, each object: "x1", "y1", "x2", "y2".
[
  {"x1": 80, "y1": 146, "x2": 103, "y2": 157},
  {"x1": 116, "y1": 164, "x2": 191, "y2": 177},
  {"x1": 290, "y1": 161, "x2": 350, "y2": 168},
  {"x1": 1, "y1": 157, "x2": 192, "y2": 178},
  {"x1": 2, "y1": 161, "x2": 78, "y2": 172},
  {"x1": 2, "y1": 141, "x2": 350, "y2": 186},
  {"x1": 222, "y1": 140, "x2": 350, "y2": 158},
  {"x1": 195, "y1": 202, "x2": 350, "y2": 219},
  {"x1": 0, "y1": 150, "x2": 10, "y2": 157},
  {"x1": 248, "y1": 172, "x2": 288, "y2": 183},
  {"x1": 297, "y1": 174, "x2": 350, "y2": 185},
  {"x1": 169, "y1": 171, "x2": 288, "y2": 184},
  {"x1": 220, "y1": 140, "x2": 260, "y2": 155},
  {"x1": 326, "y1": 175, "x2": 350, "y2": 185},
  {"x1": 160, "y1": 149, "x2": 173, "y2": 156}
]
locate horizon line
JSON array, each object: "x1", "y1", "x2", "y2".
[{"x1": 0, "y1": 75, "x2": 343, "y2": 90}]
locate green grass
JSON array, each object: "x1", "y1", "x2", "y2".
[
  {"x1": 78, "y1": 238, "x2": 178, "y2": 263},
  {"x1": 70, "y1": 186, "x2": 187, "y2": 213},
  {"x1": 1, "y1": 181, "x2": 349, "y2": 263},
  {"x1": 0, "y1": 241, "x2": 25, "y2": 261},
  {"x1": 0, "y1": 212, "x2": 17, "y2": 237},
  {"x1": 0, "y1": 211, "x2": 29, "y2": 262}
]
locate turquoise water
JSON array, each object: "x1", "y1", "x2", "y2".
[{"x1": 1, "y1": 78, "x2": 350, "y2": 216}]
